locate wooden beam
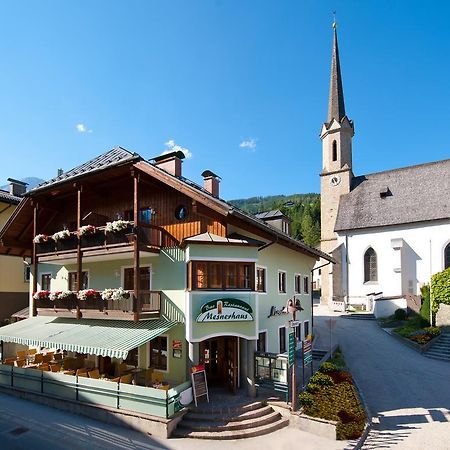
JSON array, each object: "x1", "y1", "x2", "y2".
[
  {"x1": 76, "y1": 186, "x2": 82, "y2": 319},
  {"x1": 133, "y1": 171, "x2": 140, "y2": 322},
  {"x1": 32, "y1": 203, "x2": 38, "y2": 316}
]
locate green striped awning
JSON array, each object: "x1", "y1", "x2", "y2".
[{"x1": 0, "y1": 316, "x2": 178, "y2": 359}]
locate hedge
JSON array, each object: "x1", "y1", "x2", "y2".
[{"x1": 431, "y1": 267, "x2": 450, "y2": 314}]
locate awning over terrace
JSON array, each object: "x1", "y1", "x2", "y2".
[{"x1": 0, "y1": 316, "x2": 178, "y2": 359}]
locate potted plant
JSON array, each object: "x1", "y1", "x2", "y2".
[
  {"x1": 53, "y1": 229, "x2": 77, "y2": 252},
  {"x1": 77, "y1": 289, "x2": 102, "y2": 310},
  {"x1": 101, "y1": 287, "x2": 131, "y2": 311},
  {"x1": 78, "y1": 225, "x2": 103, "y2": 248},
  {"x1": 33, "y1": 234, "x2": 55, "y2": 254},
  {"x1": 105, "y1": 220, "x2": 132, "y2": 245},
  {"x1": 33, "y1": 290, "x2": 52, "y2": 308}
]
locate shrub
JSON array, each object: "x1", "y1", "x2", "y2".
[
  {"x1": 394, "y1": 308, "x2": 407, "y2": 320},
  {"x1": 299, "y1": 391, "x2": 314, "y2": 407},
  {"x1": 310, "y1": 372, "x2": 334, "y2": 386},
  {"x1": 319, "y1": 361, "x2": 339, "y2": 374},
  {"x1": 420, "y1": 284, "x2": 431, "y2": 326},
  {"x1": 423, "y1": 326, "x2": 441, "y2": 337},
  {"x1": 306, "y1": 383, "x2": 320, "y2": 393},
  {"x1": 330, "y1": 370, "x2": 353, "y2": 384},
  {"x1": 337, "y1": 421, "x2": 366, "y2": 440},
  {"x1": 431, "y1": 268, "x2": 450, "y2": 314}
]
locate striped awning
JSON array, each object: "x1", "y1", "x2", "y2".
[{"x1": 0, "y1": 316, "x2": 178, "y2": 359}]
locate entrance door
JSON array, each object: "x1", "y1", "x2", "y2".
[{"x1": 199, "y1": 336, "x2": 238, "y2": 393}]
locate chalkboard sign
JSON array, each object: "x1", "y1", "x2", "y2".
[{"x1": 191, "y1": 365, "x2": 209, "y2": 406}]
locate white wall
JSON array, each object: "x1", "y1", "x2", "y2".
[{"x1": 338, "y1": 220, "x2": 450, "y2": 303}]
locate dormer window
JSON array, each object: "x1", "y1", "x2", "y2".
[{"x1": 332, "y1": 140, "x2": 338, "y2": 162}]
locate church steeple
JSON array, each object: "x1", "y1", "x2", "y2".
[{"x1": 328, "y1": 23, "x2": 346, "y2": 123}]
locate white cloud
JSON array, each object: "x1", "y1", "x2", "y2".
[
  {"x1": 163, "y1": 139, "x2": 192, "y2": 159},
  {"x1": 240, "y1": 138, "x2": 257, "y2": 150},
  {"x1": 76, "y1": 123, "x2": 93, "y2": 133}
]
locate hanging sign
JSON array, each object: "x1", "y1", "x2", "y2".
[
  {"x1": 196, "y1": 298, "x2": 253, "y2": 323},
  {"x1": 288, "y1": 332, "x2": 295, "y2": 367},
  {"x1": 191, "y1": 364, "x2": 209, "y2": 406}
]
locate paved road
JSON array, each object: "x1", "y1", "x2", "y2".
[{"x1": 314, "y1": 305, "x2": 450, "y2": 450}]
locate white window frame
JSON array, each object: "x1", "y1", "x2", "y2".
[
  {"x1": 68, "y1": 269, "x2": 90, "y2": 290},
  {"x1": 294, "y1": 273, "x2": 302, "y2": 294},
  {"x1": 256, "y1": 266, "x2": 267, "y2": 294},
  {"x1": 39, "y1": 272, "x2": 52, "y2": 291},
  {"x1": 278, "y1": 270, "x2": 287, "y2": 294}
]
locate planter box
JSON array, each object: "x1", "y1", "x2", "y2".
[
  {"x1": 56, "y1": 236, "x2": 78, "y2": 252},
  {"x1": 79, "y1": 297, "x2": 107, "y2": 311},
  {"x1": 53, "y1": 297, "x2": 77, "y2": 311},
  {"x1": 105, "y1": 228, "x2": 133, "y2": 245},
  {"x1": 81, "y1": 232, "x2": 105, "y2": 248},
  {"x1": 35, "y1": 297, "x2": 53, "y2": 308},
  {"x1": 36, "y1": 241, "x2": 55, "y2": 254}
]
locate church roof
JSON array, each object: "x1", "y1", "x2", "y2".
[{"x1": 334, "y1": 159, "x2": 450, "y2": 232}]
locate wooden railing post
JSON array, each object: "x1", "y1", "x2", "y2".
[
  {"x1": 76, "y1": 184, "x2": 82, "y2": 319},
  {"x1": 132, "y1": 171, "x2": 140, "y2": 322},
  {"x1": 32, "y1": 202, "x2": 38, "y2": 316}
]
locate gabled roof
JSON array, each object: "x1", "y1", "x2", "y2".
[
  {"x1": 255, "y1": 210, "x2": 286, "y2": 220},
  {"x1": 335, "y1": 159, "x2": 450, "y2": 232},
  {"x1": 0, "y1": 190, "x2": 21, "y2": 205},
  {"x1": 30, "y1": 146, "x2": 140, "y2": 193}
]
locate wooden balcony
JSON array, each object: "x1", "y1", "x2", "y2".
[
  {"x1": 35, "y1": 224, "x2": 177, "y2": 262},
  {"x1": 35, "y1": 290, "x2": 161, "y2": 321}
]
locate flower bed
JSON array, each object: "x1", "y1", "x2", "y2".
[
  {"x1": 394, "y1": 319, "x2": 441, "y2": 346},
  {"x1": 299, "y1": 355, "x2": 366, "y2": 440}
]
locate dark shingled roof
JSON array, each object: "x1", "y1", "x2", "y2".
[
  {"x1": 0, "y1": 190, "x2": 21, "y2": 205},
  {"x1": 255, "y1": 210, "x2": 285, "y2": 220},
  {"x1": 29, "y1": 146, "x2": 140, "y2": 193},
  {"x1": 335, "y1": 159, "x2": 450, "y2": 231}
]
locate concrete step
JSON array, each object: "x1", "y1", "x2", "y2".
[
  {"x1": 185, "y1": 405, "x2": 274, "y2": 422},
  {"x1": 172, "y1": 417, "x2": 289, "y2": 440},
  {"x1": 179, "y1": 410, "x2": 282, "y2": 432},
  {"x1": 423, "y1": 353, "x2": 450, "y2": 361},
  {"x1": 189, "y1": 401, "x2": 265, "y2": 416},
  {"x1": 342, "y1": 313, "x2": 375, "y2": 320}
]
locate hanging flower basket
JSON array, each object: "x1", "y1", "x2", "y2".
[
  {"x1": 52, "y1": 230, "x2": 71, "y2": 241},
  {"x1": 33, "y1": 290, "x2": 53, "y2": 308},
  {"x1": 101, "y1": 288, "x2": 132, "y2": 311},
  {"x1": 78, "y1": 225, "x2": 96, "y2": 237},
  {"x1": 77, "y1": 289, "x2": 104, "y2": 311},
  {"x1": 105, "y1": 220, "x2": 132, "y2": 245},
  {"x1": 52, "y1": 230, "x2": 77, "y2": 251},
  {"x1": 50, "y1": 291, "x2": 77, "y2": 310},
  {"x1": 79, "y1": 225, "x2": 104, "y2": 248},
  {"x1": 34, "y1": 235, "x2": 55, "y2": 254}
]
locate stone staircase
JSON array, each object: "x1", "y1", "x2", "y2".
[
  {"x1": 424, "y1": 333, "x2": 450, "y2": 361},
  {"x1": 173, "y1": 400, "x2": 289, "y2": 439},
  {"x1": 342, "y1": 312, "x2": 376, "y2": 320}
]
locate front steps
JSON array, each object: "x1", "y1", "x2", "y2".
[
  {"x1": 173, "y1": 400, "x2": 289, "y2": 439},
  {"x1": 342, "y1": 312, "x2": 376, "y2": 320},
  {"x1": 424, "y1": 333, "x2": 450, "y2": 361}
]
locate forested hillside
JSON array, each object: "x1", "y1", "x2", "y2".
[{"x1": 229, "y1": 193, "x2": 321, "y2": 247}]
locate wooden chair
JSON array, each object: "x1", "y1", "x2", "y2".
[
  {"x1": 62, "y1": 358, "x2": 76, "y2": 370},
  {"x1": 33, "y1": 354, "x2": 44, "y2": 364},
  {"x1": 50, "y1": 364, "x2": 62, "y2": 372},
  {"x1": 120, "y1": 374, "x2": 133, "y2": 384},
  {"x1": 151, "y1": 372, "x2": 164, "y2": 384},
  {"x1": 54, "y1": 353, "x2": 63, "y2": 361},
  {"x1": 118, "y1": 362, "x2": 131, "y2": 376},
  {"x1": 88, "y1": 369, "x2": 100, "y2": 379},
  {"x1": 135, "y1": 368, "x2": 153, "y2": 386},
  {"x1": 109, "y1": 376, "x2": 120, "y2": 383},
  {"x1": 16, "y1": 350, "x2": 26, "y2": 360},
  {"x1": 43, "y1": 353, "x2": 54, "y2": 363},
  {"x1": 38, "y1": 364, "x2": 50, "y2": 371},
  {"x1": 158, "y1": 384, "x2": 170, "y2": 391},
  {"x1": 63, "y1": 370, "x2": 75, "y2": 376},
  {"x1": 15, "y1": 359, "x2": 26, "y2": 368},
  {"x1": 27, "y1": 348, "x2": 37, "y2": 356},
  {"x1": 76, "y1": 368, "x2": 88, "y2": 377},
  {"x1": 4, "y1": 358, "x2": 15, "y2": 366}
]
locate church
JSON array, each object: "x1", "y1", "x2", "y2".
[{"x1": 319, "y1": 24, "x2": 450, "y2": 315}]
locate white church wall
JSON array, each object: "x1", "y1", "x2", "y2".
[
  {"x1": 338, "y1": 220, "x2": 450, "y2": 303},
  {"x1": 373, "y1": 298, "x2": 408, "y2": 319}
]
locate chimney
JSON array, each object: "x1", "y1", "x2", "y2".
[
  {"x1": 201, "y1": 170, "x2": 221, "y2": 197},
  {"x1": 152, "y1": 151, "x2": 185, "y2": 177},
  {"x1": 7, "y1": 178, "x2": 27, "y2": 197},
  {"x1": 57, "y1": 168, "x2": 64, "y2": 177}
]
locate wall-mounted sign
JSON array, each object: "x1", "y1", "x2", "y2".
[
  {"x1": 172, "y1": 340, "x2": 182, "y2": 350},
  {"x1": 196, "y1": 298, "x2": 253, "y2": 323},
  {"x1": 267, "y1": 305, "x2": 287, "y2": 318}
]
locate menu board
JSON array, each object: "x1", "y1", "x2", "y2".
[{"x1": 191, "y1": 365, "x2": 209, "y2": 406}]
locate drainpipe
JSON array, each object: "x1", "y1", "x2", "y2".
[{"x1": 311, "y1": 261, "x2": 333, "y2": 340}]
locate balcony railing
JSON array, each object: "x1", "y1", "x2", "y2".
[
  {"x1": 35, "y1": 223, "x2": 177, "y2": 257},
  {"x1": 35, "y1": 290, "x2": 161, "y2": 321}
]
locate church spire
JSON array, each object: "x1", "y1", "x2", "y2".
[{"x1": 327, "y1": 20, "x2": 346, "y2": 123}]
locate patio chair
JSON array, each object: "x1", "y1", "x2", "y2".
[
  {"x1": 76, "y1": 368, "x2": 88, "y2": 377},
  {"x1": 37, "y1": 364, "x2": 50, "y2": 371},
  {"x1": 43, "y1": 353, "x2": 54, "y2": 363},
  {"x1": 109, "y1": 376, "x2": 120, "y2": 383},
  {"x1": 88, "y1": 369, "x2": 100, "y2": 379},
  {"x1": 119, "y1": 374, "x2": 133, "y2": 384},
  {"x1": 62, "y1": 358, "x2": 76, "y2": 370},
  {"x1": 4, "y1": 358, "x2": 15, "y2": 366},
  {"x1": 135, "y1": 368, "x2": 153, "y2": 386},
  {"x1": 27, "y1": 348, "x2": 37, "y2": 356},
  {"x1": 33, "y1": 354, "x2": 44, "y2": 364},
  {"x1": 54, "y1": 353, "x2": 63, "y2": 361},
  {"x1": 63, "y1": 370, "x2": 75, "y2": 376},
  {"x1": 50, "y1": 364, "x2": 62, "y2": 372},
  {"x1": 16, "y1": 350, "x2": 26, "y2": 360},
  {"x1": 158, "y1": 384, "x2": 170, "y2": 391},
  {"x1": 118, "y1": 362, "x2": 131, "y2": 376},
  {"x1": 151, "y1": 372, "x2": 164, "y2": 384},
  {"x1": 15, "y1": 359, "x2": 26, "y2": 368}
]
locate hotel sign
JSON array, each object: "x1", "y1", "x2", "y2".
[{"x1": 196, "y1": 298, "x2": 254, "y2": 323}]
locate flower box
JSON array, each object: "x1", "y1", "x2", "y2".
[
  {"x1": 36, "y1": 241, "x2": 55, "y2": 254},
  {"x1": 81, "y1": 232, "x2": 105, "y2": 248},
  {"x1": 77, "y1": 290, "x2": 105, "y2": 311},
  {"x1": 50, "y1": 291, "x2": 77, "y2": 310},
  {"x1": 105, "y1": 228, "x2": 133, "y2": 245},
  {"x1": 56, "y1": 235, "x2": 78, "y2": 252}
]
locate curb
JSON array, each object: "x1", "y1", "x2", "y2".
[{"x1": 351, "y1": 375, "x2": 372, "y2": 449}]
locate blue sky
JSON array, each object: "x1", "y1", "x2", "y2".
[{"x1": 0, "y1": 1, "x2": 449, "y2": 200}]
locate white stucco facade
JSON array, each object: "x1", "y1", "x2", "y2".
[{"x1": 337, "y1": 219, "x2": 450, "y2": 304}]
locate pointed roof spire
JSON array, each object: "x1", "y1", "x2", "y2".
[{"x1": 327, "y1": 16, "x2": 346, "y2": 123}]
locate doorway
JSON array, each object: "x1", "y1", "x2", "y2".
[{"x1": 199, "y1": 336, "x2": 238, "y2": 393}]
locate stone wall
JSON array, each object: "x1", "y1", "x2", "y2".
[{"x1": 436, "y1": 304, "x2": 450, "y2": 330}]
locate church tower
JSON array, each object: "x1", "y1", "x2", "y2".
[{"x1": 320, "y1": 22, "x2": 354, "y2": 306}]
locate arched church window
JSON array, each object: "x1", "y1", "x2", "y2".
[
  {"x1": 332, "y1": 140, "x2": 337, "y2": 162},
  {"x1": 445, "y1": 243, "x2": 450, "y2": 269},
  {"x1": 364, "y1": 247, "x2": 377, "y2": 282}
]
